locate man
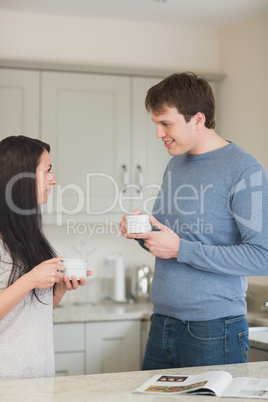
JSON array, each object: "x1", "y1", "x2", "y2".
[{"x1": 120, "y1": 72, "x2": 268, "y2": 369}]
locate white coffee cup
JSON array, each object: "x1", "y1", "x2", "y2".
[
  {"x1": 62, "y1": 259, "x2": 88, "y2": 280},
  {"x1": 126, "y1": 214, "x2": 153, "y2": 234}
]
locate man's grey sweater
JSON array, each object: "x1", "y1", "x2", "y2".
[{"x1": 150, "y1": 142, "x2": 268, "y2": 321}]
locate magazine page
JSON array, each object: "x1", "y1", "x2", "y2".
[
  {"x1": 221, "y1": 377, "x2": 268, "y2": 399},
  {"x1": 133, "y1": 371, "x2": 233, "y2": 396}
]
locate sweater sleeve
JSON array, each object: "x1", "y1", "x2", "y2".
[
  {"x1": 177, "y1": 166, "x2": 268, "y2": 276},
  {"x1": 177, "y1": 239, "x2": 268, "y2": 276},
  {"x1": 136, "y1": 238, "x2": 149, "y2": 252}
]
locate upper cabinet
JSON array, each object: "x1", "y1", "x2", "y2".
[
  {"x1": 40, "y1": 72, "x2": 171, "y2": 223},
  {"x1": 131, "y1": 77, "x2": 172, "y2": 213},
  {"x1": 0, "y1": 68, "x2": 39, "y2": 140},
  {"x1": 0, "y1": 66, "x2": 222, "y2": 224},
  {"x1": 41, "y1": 71, "x2": 131, "y2": 222}
]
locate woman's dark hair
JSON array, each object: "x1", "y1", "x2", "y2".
[
  {"x1": 145, "y1": 72, "x2": 216, "y2": 129},
  {"x1": 0, "y1": 135, "x2": 57, "y2": 300}
]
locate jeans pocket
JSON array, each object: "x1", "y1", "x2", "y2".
[
  {"x1": 225, "y1": 315, "x2": 249, "y2": 364},
  {"x1": 184, "y1": 320, "x2": 226, "y2": 366},
  {"x1": 187, "y1": 319, "x2": 225, "y2": 342},
  {"x1": 238, "y1": 330, "x2": 249, "y2": 362}
]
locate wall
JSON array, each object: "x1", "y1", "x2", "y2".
[
  {"x1": 219, "y1": 12, "x2": 268, "y2": 286},
  {"x1": 0, "y1": 10, "x2": 219, "y2": 72},
  {"x1": 219, "y1": 12, "x2": 268, "y2": 171}
]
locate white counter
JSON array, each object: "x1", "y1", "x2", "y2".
[
  {"x1": 249, "y1": 327, "x2": 268, "y2": 351},
  {"x1": 1, "y1": 362, "x2": 268, "y2": 401},
  {"x1": 54, "y1": 301, "x2": 268, "y2": 326},
  {"x1": 53, "y1": 301, "x2": 153, "y2": 323}
]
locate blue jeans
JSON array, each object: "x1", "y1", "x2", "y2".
[{"x1": 142, "y1": 313, "x2": 249, "y2": 370}]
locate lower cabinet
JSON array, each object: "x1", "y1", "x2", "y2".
[
  {"x1": 247, "y1": 347, "x2": 268, "y2": 362},
  {"x1": 54, "y1": 352, "x2": 85, "y2": 377},
  {"x1": 54, "y1": 323, "x2": 85, "y2": 376},
  {"x1": 140, "y1": 319, "x2": 151, "y2": 365},
  {"x1": 53, "y1": 320, "x2": 141, "y2": 376},
  {"x1": 85, "y1": 320, "x2": 141, "y2": 374}
]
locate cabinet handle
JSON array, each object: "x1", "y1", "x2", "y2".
[
  {"x1": 121, "y1": 164, "x2": 129, "y2": 193},
  {"x1": 136, "y1": 165, "x2": 144, "y2": 193}
]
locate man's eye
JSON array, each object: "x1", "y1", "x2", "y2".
[{"x1": 162, "y1": 123, "x2": 170, "y2": 127}]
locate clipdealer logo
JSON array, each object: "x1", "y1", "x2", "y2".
[{"x1": 229, "y1": 171, "x2": 262, "y2": 233}]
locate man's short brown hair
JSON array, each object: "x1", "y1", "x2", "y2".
[{"x1": 145, "y1": 72, "x2": 216, "y2": 129}]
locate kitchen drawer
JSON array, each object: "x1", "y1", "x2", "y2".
[
  {"x1": 55, "y1": 352, "x2": 85, "y2": 376},
  {"x1": 54, "y1": 323, "x2": 84, "y2": 353}
]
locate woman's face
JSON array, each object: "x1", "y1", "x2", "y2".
[{"x1": 36, "y1": 149, "x2": 56, "y2": 205}]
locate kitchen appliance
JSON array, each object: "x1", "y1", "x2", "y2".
[
  {"x1": 131, "y1": 265, "x2": 153, "y2": 302},
  {"x1": 102, "y1": 255, "x2": 126, "y2": 302}
]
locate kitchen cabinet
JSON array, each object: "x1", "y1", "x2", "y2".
[
  {"x1": 131, "y1": 77, "x2": 171, "y2": 213},
  {"x1": 0, "y1": 68, "x2": 39, "y2": 141},
  {"x1": 247, "y1": 347, "x2": 268, "y2": 362},
  {"x1": 54, "y1": 320, "x2": 141, "y2": 376},
  {"x1": 85, "y1": 320, "x2": 141, "y2": 374},
  {"x1": 54, "y1": 323, "x2": 85, "y2": 376},
  {"x1": 0, "y1": 66, "x2": 221, "y2": 223},
  {"x1": 247, "y1": 327, "x2": 268, "y2": 362},
  {"x1": 41, "y1": 71, "x2": 131, "y2": 222},
  {"x1": 140, "y1": 319, "x2": 151, "y2": 364},
  {"x1": 54, "y1": 352, "x2": 85, "y2": 377},
  {"x1": 40, "y1": 72, "x2": 170, "y2": 223}
]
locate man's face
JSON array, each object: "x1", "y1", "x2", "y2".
[{"x1": 151, "y1": 106, "x2": 201, "y2": 156}]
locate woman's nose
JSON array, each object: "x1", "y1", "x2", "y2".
[{"x1": 51, "y1": 174, "x2": 57, "y2": 185}]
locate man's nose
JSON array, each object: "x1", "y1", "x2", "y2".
[{"x1": 156, "y1": 125, "x2": 166, "y2": 139}]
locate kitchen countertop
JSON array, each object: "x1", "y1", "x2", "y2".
[
  {"x1": 247, "y1": 312, "x2": 268, "y2": 327},
  {"x1": 53, "y1": 301, "x2": 153, "y2": 323},
  {"x1": 1, "y1": 361, "x2": 268, "y2": 401},
  {"x1": 54, "y1": 301, "x2": 268, "y2": 327},
  {"x1": 249, "y1": 327, "x2": 268, "y2": 351}
]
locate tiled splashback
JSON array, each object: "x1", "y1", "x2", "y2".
[
  {"x1": 44, "y1": 223, "x2": 154, "y2": 274},
  {"x1": 44, "y1": 223, "x2": 154, "y2": 304},
  {"x1": 44, "y1": 224, "x2": 268, "y2": 306}
]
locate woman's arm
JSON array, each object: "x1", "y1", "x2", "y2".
[
  {"x1": 0, "y1": 257, "x2": 64, "y2": 320},
  {"x1": 0, "y1": 274, "x2": 34, "y2": 320}
]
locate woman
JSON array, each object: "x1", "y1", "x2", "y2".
[{"x1": 0, "y1": 135, "x2": 91, "y2": 379}]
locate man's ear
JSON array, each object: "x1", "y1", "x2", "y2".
[{"x1": 194, "y1": 112, "x2": 206, "y2": 131}]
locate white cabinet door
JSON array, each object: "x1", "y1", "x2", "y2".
[
  {"x1": 41, "y1": 72, "x2": 131, "y2": 222},
  {"x1": 247, "y1": 347, "x2": 268, "y2": 362},
  {"x1": 131, "y1": 77, "x2": 172, "y2": 214},
  {"x1": 55, "y1": 352, "x2": 85, "y2": 377},
  {"x1": 54, "y1": 323, "x2": 84, "y2": 352},
  {"x1": 54, "y1": 323, "x2": 85, "y2": 376},
  {"x1": 0, "y1": 68, "x2": 39, "y2": 141},
  {"x1": 140, "y1": 319, "x2": 151, "y2": 364},
  {"x1": 85, "y1": 320, "x2": 141, "y2": 374}
]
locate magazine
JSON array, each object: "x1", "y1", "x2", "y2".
[{"x1": 133, "y1": 371, "x2": 268, "y2": 399}]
